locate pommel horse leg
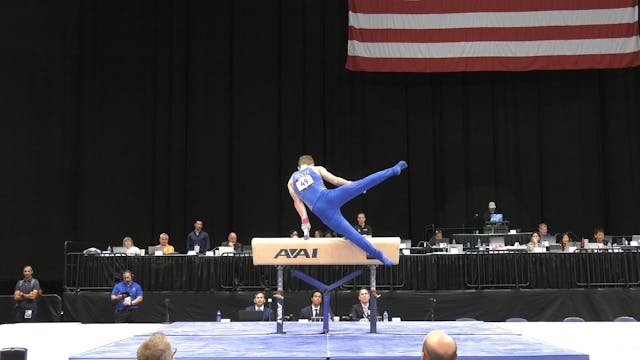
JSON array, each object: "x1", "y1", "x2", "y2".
[
  {"x1": 291, "y1": 269, "x2": 362, "y2": 334},
  {"x1": 275, "y1": 265, "x2": 284, "y2": 334},
  {"x1": 369, "y1": 265, "x2": 378, "y2": 333},
  {"x1": 252, "y1": 237, "x2": 400, "y2": 334}
]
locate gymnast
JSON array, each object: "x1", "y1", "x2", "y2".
[{"x1": 287, "y1": 155, "x2": 407, "y2": 265}]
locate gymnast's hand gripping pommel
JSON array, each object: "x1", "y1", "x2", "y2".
[{"x1": 287, "y1": 156, "x2": 408, "y2": 266}]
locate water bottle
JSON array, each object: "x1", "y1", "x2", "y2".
[
  {"x1": 383, "y1": 310, "x2": 389, "y2": 322},
  {"x1": 107, "y1": 245, "x2": 112, "y2": 253},
  {"x1": 477, "y1": 238, "x2": 482, "y2": 249},
  {"x1": 452, "y1": 239, "x2": 456, "y2": 245},
  {"x1": 623, "y1": 237, "x2": 628, "y2": 246},
  {"x1": 216, "y1": 309, "x2": 222, "y2": 322}
]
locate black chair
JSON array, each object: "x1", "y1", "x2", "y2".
[
  {"x1": 1, "y1": 347, "x2": 27, "y2": 360},
  {"x1": 563, "y1": 316, "x2": 585, "y2": 322},
  {"x1": 614, "y1": 316, "x2": 637, "y2": 322},
  {"x1": 506, "y1": 317, "x2": 528, "y2": 322}
]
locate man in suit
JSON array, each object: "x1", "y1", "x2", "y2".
[
  {"x1": 350, "y1": 288, "x2": 378, "y2": 321},
  {"x1": 244, "y1": 291, "x2": 274, "y2": 321},
  {"x1": 299, "y1": 291, "x2": 332, "y2": 321}
]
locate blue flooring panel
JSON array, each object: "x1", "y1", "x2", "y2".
[
  {"x1": 69, "y1": 322, "x2": 588, "y2": 360},
  {"x1": 152, "y1": 320, "x2": 517, "y2": 336}
]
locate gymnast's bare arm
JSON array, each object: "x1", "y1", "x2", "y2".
[{"x1": 288, "y1": 179, "x2": 309, "y2": 221}]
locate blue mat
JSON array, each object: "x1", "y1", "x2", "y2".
[
  {"x1": 69, "y1": 322, "x2": 588, "y2": 360},
  {"x1": 151, "y1": 320, "x2": 517, "y2": 336}
]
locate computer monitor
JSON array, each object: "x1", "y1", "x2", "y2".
[
  {"x1": 541, "y1": 236, "x2": 556, "y2": 245},
  {"x1": 237, "y1": 310, "x2": 266, "y2": 321},
  {"x1": 399, "y1": 239, "x2": 412, "y2": 249},
  {"x1": 148, "y1": 246, "x2": 163, "y2": 255},
  {"x1": 548, "y1": 244, "x2": 563, "y2": 253},
  {"x1": 216, "y1": 246, "x2": 235, "y2": 256},
  {"x1": 112, "y1": 247, "x2": 127, "y2": 254},
  {"x1": 490, "y1": 213, "x2": 503, "y2": 222}
]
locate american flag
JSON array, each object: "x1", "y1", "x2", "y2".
[{"x1": 346, "y1": 0, "x2": 640, "y2": 72}]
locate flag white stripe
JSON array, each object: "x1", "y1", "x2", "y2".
[
  {"x1": 349, "y1": 7, "x2": 638, "y2": 30},
  {"x1": 348, "y1": 38, "x2": 640, "y2": 58}
]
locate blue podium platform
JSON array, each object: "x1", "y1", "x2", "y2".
[{"x1": 69, "y1": 321, "x2": 589, "y2": 360}]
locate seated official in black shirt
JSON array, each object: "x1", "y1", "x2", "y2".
[
  {"x1": 354, "y1": 212, "x2": 373, "y2": 237},
  {"x1": 221, "y1": 232, "x2": 243, "y2": 251}
]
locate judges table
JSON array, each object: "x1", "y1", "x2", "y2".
[
  {"x1": 450, "y1": 232, "x2": 534, "y2": 246},
  {"x1": 64, "y1": 250, "x2": 640, "y2": 292}
]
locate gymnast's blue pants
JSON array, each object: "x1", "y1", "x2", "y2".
[{"x1": 311, "y1": 162, "x2": 405, "y2": 265}]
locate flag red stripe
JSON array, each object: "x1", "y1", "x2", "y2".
[
  {"x1": 349, "y1": 23, "x2": 639, "y2": 43},
  {"x1": 346, "y1": 52, "x2": 640, "y2": 72},
  {"x1": 349, "y1": 0, "x2": 638, "y2": 14}
]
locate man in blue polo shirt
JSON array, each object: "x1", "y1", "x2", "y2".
[{"x1": 111, "y1": 270, "x2": 143, "y2": 323}]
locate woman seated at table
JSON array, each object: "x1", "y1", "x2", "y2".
[
  {"x1": 526, "y1": 232, "x2": 542, "y2": 252},
  {"x1": 123, "y1": 236, "x2": 141, "y2": 255},
  {"x1": 560, "y1": 233, "x2": 571, "y2": 252}
]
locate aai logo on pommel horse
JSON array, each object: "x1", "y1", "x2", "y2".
[{"x1": 273, "y1": 248, "x2": 319, "y2": 259}]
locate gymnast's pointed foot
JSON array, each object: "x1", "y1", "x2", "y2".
[{"x1": 393, "y1": 160, "x2": 408, "y2": 175}]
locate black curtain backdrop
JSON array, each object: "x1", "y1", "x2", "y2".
[{"x1": 2, "y1": 1, "x2": 640, "y2": 282}]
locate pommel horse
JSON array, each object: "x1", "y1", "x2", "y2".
[{"x1": 252, "y1": 237, "x2": 400, "y2": 334}]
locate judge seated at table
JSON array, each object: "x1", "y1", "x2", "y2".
[
  {"x1": 221, "y1": 232, "x2": 243, "y2": 252},
  {"x1": 526, "y1": 232, "x2": 542, "y2": 252},
  {"x1": 299, "y1": 291, "x2": 332, "y2": 321},
  {"x1": 157, "y1": 233, "x2": 175, "y2": 254},
  {"x1": 244, "y1": 291, "x2": 274, "y2": 321},
  {"x1": 483, "y1": 201, "x2": 498, "y2": 223}
]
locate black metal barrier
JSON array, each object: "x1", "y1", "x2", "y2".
[
  {"x1": 0, "y1": 294, "x2": 63, "y2": 324},
  {"x1": 62, "y1": 288, "x2": 640, "y2": 323},
  {"x1": 64, "y1": 250, "x2": 640, "y2": 292}
]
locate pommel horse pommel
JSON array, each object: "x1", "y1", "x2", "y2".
[{"x1": 252, "y1": 237, "x2": 400, "y2": 334}]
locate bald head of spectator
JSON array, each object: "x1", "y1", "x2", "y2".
[
  {"x1": 422, "y1": 330, "x2": 457, "y2": 360},
  {"x1": 137, "y1": 332, "x2": 174, "y2": 360}
]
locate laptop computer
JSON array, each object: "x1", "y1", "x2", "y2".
[
  {"x1": 148, "y1": 246, "x2": 163, "y2": 255},
  {"x1": 112, "y1": 246, "x2": 127, "y2": 254},
  {"x1": 399, "y1": 239, "x2": 412, "y2": 249},
  {"x1": 238, "y1": 310, "x2": 266, "y2": 321},
  {"x1": 541, "y1": 236, "x2": 556, "y2": 245},
  {"x1": 448, "y1": 244, "x2": 463, "y2": 253},
  {"x1": 490, "y1": 213, "x2": 503, "y2": 222},
  {"x1": 548, "y1": 244, "x2": 563, "y2": 253},
  {"x1": 217, "y1": 246, "x2": 235, "y2": 255}
]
